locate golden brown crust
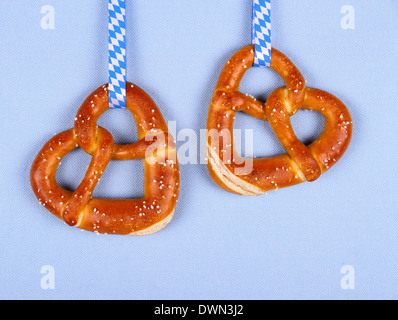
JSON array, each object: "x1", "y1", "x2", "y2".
[
  {"x1": 206, "y1": 45, "x2": 352, "y2": 195},
  {"x1": 30, "y1": 82, "x2": 179, "y2": 235}
]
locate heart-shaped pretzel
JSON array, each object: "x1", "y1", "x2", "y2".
[
  {"x1": 206, "y1": 45, "x2": 352, "y2": 195},
  {"x1": 31, "y1": 82, "x2": 179, "y2": 235}
]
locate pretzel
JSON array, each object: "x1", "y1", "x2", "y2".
[
  {"x1": 30, "y1": 82, "x2": 179, "y2": 235},
  {"x1": 206, "y1": 45, "x2": 352, "y2": 195}
]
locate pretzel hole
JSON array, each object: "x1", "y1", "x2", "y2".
[
  {"x1": 93, "y1": 109, "x2": 145, "y2": 198},
  {"x1": 289, "y1": 109, "x2": 325, "y2": 145},
  {"x1": 233, "y1": 112, "x2": 285, "y2": 158},
  {"x1": 56, "y1": 148, "x2": 92, "y2": 191},
  {"x1": 239, "y1": 67, "x2": 284, "y2": 101},
  {"x1": 97, "y1": 108, "x2": 139, "y2": 144},
  {"x1": 92, "y1": 158, "x2": 144, "y2": 199},
  {"x1": 55, "y1": 147, "x2": 145, "y2": 199}
]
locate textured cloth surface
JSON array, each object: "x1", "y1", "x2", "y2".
[{"x1": 0, "y1": 0, "x2": 397, "y2": 299}]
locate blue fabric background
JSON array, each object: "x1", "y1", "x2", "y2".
[{"x1": 0, "y1": 0, "x2": 397, "y2": 299}]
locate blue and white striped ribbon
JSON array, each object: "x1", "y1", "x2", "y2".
[
  {"x1": 252, "y1": 0, "x2": 271, "y2": 67},
  {"x1": 108, "y1": 0, "x2": 126, "y2": 108}
]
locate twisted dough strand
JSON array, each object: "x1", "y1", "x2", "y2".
[
  {"x1": 206, "y1": 45, "x2": 352, "y2": 195},
  {"x1": 31, "y1": 82, "x2": 179, "y2": 235}
]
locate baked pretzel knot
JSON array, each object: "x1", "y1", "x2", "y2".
[
  {"x1": 206, "y1": 45, "x2": 352, "y2": 195},
  {"x1": 31, "y1": 82, "x2": 179, "y2": 235}
]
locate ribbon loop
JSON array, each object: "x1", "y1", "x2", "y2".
[
  {"x1": 252, "y1": 0, "x2": 272, "y2": 68},
  {"x1": 108, "y1": 0, "x2": 126, "y2": 108}
]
